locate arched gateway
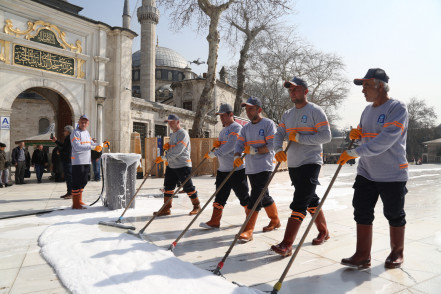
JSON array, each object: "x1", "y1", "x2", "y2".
[
  {"x1": 6, "y1": 84, "x2": 76, "y2": 146},
  {"x1": 0, "y1": 0, "x2": 137, "y2": 156}
]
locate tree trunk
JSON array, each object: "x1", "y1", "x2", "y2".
[
  {"x1": 233, "y1": 35, "x2": 253, "y2": 115},
  {"x1": 190, "y1": 12, "x2": 222, "y2": 138}
]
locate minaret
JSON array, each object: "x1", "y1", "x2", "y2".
[
  {"x1": 122, "y1": 0, "x2": 131, "y2": 29},
  {"x1": 137, "y1": 0, "x2": 159, "y2": 102}
]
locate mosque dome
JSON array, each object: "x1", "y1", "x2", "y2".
[{"x1": 132, "y1": 46, "x2": 188, "y2": 69}]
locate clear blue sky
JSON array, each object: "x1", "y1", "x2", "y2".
[{"x1": 74, "y1": 0, "x2": 441, "y2": 129}]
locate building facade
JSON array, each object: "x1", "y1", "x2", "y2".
[
  {"x1": 422, "y1": 138, "x2": 441, "y2": 163},
  {"x1": 0, "y1": 0, "x2": 246, "y2": 159},
  {"x1": 0, "y1": 0, "x2": 136, "y2": 153}
]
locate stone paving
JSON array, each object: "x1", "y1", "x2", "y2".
[{"x1": 1, "y1": 164, "x2": 441, "y2": 293}]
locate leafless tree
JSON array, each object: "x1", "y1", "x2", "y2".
[
  {"x1": 406, "y1": 97, "x2": 438, "y2": 159},
  {"x1": 244, "y1": 31, "x2": 349, "y2": 124},
  {"x1": 221, "y1": 0, "x2": 293, "y2": 115},
  {"x1": 157, "y1": 0, "x2": 235, "y2": 137}
]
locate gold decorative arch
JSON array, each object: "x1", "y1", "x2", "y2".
[{"x1": 4, "y1": 19, "x2": 82, "y2": 53}]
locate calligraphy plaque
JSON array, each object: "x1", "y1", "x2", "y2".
[
  {"x1": 30, "y1": 29, "x2": 63, "y2": 49},
  {"x1": 13, "y1": 44, "x2": 75, "y2": 76}
]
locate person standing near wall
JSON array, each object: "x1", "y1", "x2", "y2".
[
  {"x1": 91, "y1": 143, "x2": 102, "y2": 181},
  {"x1": 31, "y1": 144, "x2": 48, "y2": 183},
  {"x1": 52, "y1": 125, "x2": 74, "y2": 199},
  {"x1": 11, "y1": 141, "x2": 30, "y2": 184},
  {"x1": 0, "y1": 143, "x2": 12, "y2": 187}
]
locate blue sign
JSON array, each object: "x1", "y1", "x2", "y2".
[{"x1": 1, "y1": 117, "x2": 10, "y2": 130}]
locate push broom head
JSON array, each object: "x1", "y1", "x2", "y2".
[{"x1": 98, "y1": 221, "x2": 135, "y2": 231}]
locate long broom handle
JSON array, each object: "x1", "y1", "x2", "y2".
[
  {"x1": 271, "y1": 140, "x2": 355, "y2": 294},
  {"x1": 213, "y1": 141, "x2": 293, "y2": 275},
  {"x1": 115, "y1": 161, "x2": 157, "y2": 223},
  {"x1": 168, "y1": 154, "x2": 246, "y2": 251},
  {"x1": 138, "y1": 147, "x2": 216, "y2": 234}
]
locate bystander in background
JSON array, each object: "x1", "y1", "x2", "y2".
[
  {"x1": 91, "y1": 142, "x2": 102, "y2": 181},
  {"x1": 11, "y1": 141, "x2": 30, "y2": 184},
  {"x1": 51, "y1": 125, "x2": 73, "y2": 199},
  {"x1": 51, "y1": 146, "x2": 63, "y2": 182},
  {"x1": 31, "y1": 144, "x2": 48, "y2": 183},
  {"x1": 0, "y1": 143, "x2": 13, "y2": 187}
]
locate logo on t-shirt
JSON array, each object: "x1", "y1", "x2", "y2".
[
  {"x1": 377, "y1": 114, "x2": 386, "y2": 126},
  {"x1": 301, "y1": 115, "x2": 307, "y2": 123},
  {"x1": 259, "y1": 129, "x2": 264, "y2": 136}
]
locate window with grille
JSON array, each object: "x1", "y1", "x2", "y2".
[
  {"x1": 183, "y1": 101, "x2": 192, "y2": 111},
  {"x1": 133, "y1": 70, "x2": 140, "y2": 81},
  {"x1": 39, "y1": 118, "x2": 50, "y2": 134},
  {"x1": 133, "y1": 122, "x2": 147, "y2": 156}
]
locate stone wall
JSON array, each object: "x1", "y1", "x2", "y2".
[{"x1": 10, "y1": 98, "x2": 55, "y2": 144}]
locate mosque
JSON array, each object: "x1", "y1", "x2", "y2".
[{"x1": 0, "y1": 0, "x2": 243, "y2": 155}]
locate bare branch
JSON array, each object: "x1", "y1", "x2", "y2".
[{"x1": 244, "y1": 31, "x2": 349, "y2": 123}]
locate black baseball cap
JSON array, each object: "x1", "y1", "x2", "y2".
[
  {"x1": 354, "y1": 68, "x2": 389, "y2": 85},
  {"x1": 241, "y1": 97, "x2": 262, "y2": 108},
  {"x1": 164, "y1": 114, "x2": 180, "y2": 122},
  {"x1": 216, "y1": 103, "x2": 233, "y2": 114},
  {"x1": 284, "y1": 77, "x2": 308, "y2": 89}
]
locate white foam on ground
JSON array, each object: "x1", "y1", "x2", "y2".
[{"x1": 37, "y1": 205, "x2": 262, "y2": 294}]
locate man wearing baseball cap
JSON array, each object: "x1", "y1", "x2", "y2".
[
  {"x1": 155, "y1": 114, "x2": 201, "y2": 216},
  {"x1": 233, "y1": 97, "x2": 281, "y2": 241},
  {"x1": 339, "y1": 68, "x2": 408, "y2": 269},
  {"x1": 271, "y1": 77, "x2": 332, "y2": 257},
  {"x1": 70, "y1": 115, "x2": 106, "y2": 209},
  {"x1": 199, "y1": 104, "x2": 250, "y2": 229}
]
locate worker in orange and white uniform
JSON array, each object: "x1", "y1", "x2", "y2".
[
  {"x1": 270, "y1": 77, "x2": 332, "y2": 257},
  {"x1": 339, "y1": 68, "x2": 408, "y2": 269},
  {"x1": 200, "y1": 104, "x2": 250, "y2": 229},
  {"x1": 233, "y1": 96, "x2": 281, "y2": 242},
  {"x1": 70, "y1": 115, "x2": 109, "y2": 209},
  {"x1": 155, "y1": 114, "x2": 200, "y2": 216}
]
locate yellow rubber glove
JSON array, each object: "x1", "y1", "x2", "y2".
[
  {"x1": 275, "y1": 150, "x2": 287, "y2": 162},
  {"x1": 289, "y1": 131, "x2": 299, "y2": 142},
  {"x1": 95, "y1": 145, "x2": 103, "y2": 152},
  {"x1": 103, "y1": 141, "x2": 110, "y2": 148},
  {"x1": 213, "y1": 140, "x2": 221, "y2": 148},
  {"x1": 349, "y1": 128, "x2": 362, "y2": 140},
  {"x1": 234, "y1": 156, "x2": 243, "y2": 167},
  {"x1": 163, "y1": 142, "x2": 170, "y2": 150},
  {"x1": 337, "y1": 150, "x2": 358, "y2": 165}
]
